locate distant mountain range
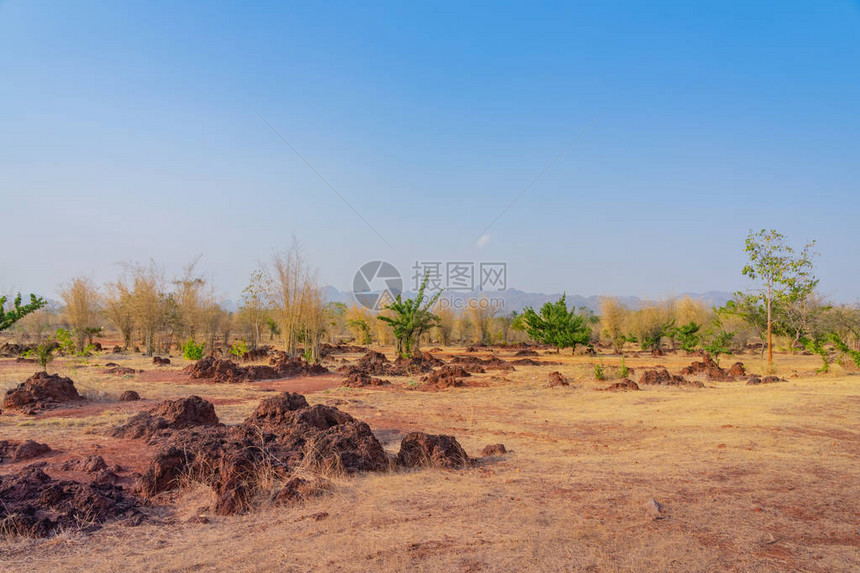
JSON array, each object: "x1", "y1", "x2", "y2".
[{"x1": 321, "y1": 286, "x2": 734, "y2": 314}]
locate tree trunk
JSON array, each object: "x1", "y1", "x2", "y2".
[{"x1": 767, "y1": 292, "x2": 773, "y2": 365}]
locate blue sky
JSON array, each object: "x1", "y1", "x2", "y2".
[{"x1": 1, "y1": 1, "x2": 858, "y2": 302}]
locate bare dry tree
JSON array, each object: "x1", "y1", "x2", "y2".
[
  {"x1": 60, "y1": 277, "x2": 102, "y2": 353},
  {"x1": 268, "y1": 241, "x2": 313, "y2": 357},
  {"x1": 103, "y1": 275, "x2": 135, "y2": 350},
  {"x1": 432, "y1": 301, "x2": 455, "y2": 346},
  {"x1": 466, "y1": 297, "x2": 497, "y2": 345},
  {"x1": 240, "y1": 267, "x2": 269, "y2": 350},
  {"x1": 599, "y1": 297, "x2": 628, "y2": 353},
  {"x1": 130, "y1": 262, "x2": 166, "y2": 356}
]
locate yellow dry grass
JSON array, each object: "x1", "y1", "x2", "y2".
[{"x1": 0, "y1": 348, "x2": 858, "y2": 572}]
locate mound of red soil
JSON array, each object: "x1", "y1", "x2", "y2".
[
  {"x1": 3, "y1": 372, "x2": 83, "y2": 411},
  {"x1": 450, "y1": 355, "x2": 514, "y2": 371},
  {"x1": 111, "y1": 395, "x2": 221, "y2": 441},
  {"x1": 119, "y1": 390, "x2": 140, "y2": 401},
  {"x1": 747, "y1": 375, "x2": 784, "y2": 385},
  {"x1": 0, "y1": 440, "x2": 51, "y2": 463},
  {"x1": 0, "y1": 342, "x2": 29, "y2": 357},
  {"x1": 238, "y1": 346, "x2": 271, "y2": 362},
  {"x1": 727, "y1": 362, "x2": 746, "y2": 376},
  {"x1": 651, "y1": 347, "x2": 665, "y2": 357},
  {"x1": 152, "y1": 356, "x2": 171, "y2": 366},
  {"x1": 0, "y1": 467, "x2": 141, "y2": 538},
  {"x1": 679, "y1": 353, "x2": 735, "y2": 381},
  {"x1": 396, "y1": 432, "x2": 471, "y2": 469},
  {"x1": 320, "y1": 343, "x2": 365, "y2": 355},
  {"x1": 480, "y1": 443, "x2": 507, "y2": 457},
  {"x1": 391, "y1": 352, "x2": 444, "y2": 374},
  {"x1": 130, "y1": 395, "x2": 390, "y2": 514},
  {"x1": 351, "y1": 350, "x2": 390, "y2": 374},
  {"x1": 269, "y1": 352, "x2": 329, "y2": 377},
  {"x1": 184, "y1": 354, "x2": 327, "y2": 384},
  {"x1": 547, "y1": 371, "x2": 569, "y2": 387},
  {"x1": 418, "y1": 365, "x2": 472, "y2": 389},
  {"x1": 111, "y1": 345, "x2": 123, "y2": 353},
  {"x1": 602, "y1": 379, "x2": 640, "y2": 392},
  {"x1": 639, "y1": 369, "x2": 704, "y2": 388},
  {"x1": 103, "y1": 366, "x2": 141, "y2": 376},
  {"x1": 273, "y1": 476, "x2": 329, "y2": 505},
  {"x1": 341, "y1": 371, "x2": 391, "y2": 388},
  {"x1": 61, "y1": 455, "x2": 108, "y2": 473},
  {"x1": 514, "y1": 349, "x2": 539, "y2": 357}
]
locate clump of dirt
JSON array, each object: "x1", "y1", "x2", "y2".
[
  {"x1": 184, "y1": 354, "x2": 327, "y2": 384},
  {"x1": 111, "y1": 345, "x2": 123, "y2": 353},
  {"x1": 747, "y1": 375, "x2": 784, "y2": 385},
  {"x1": 320, "y1": 343, "x2": 366, "y2": 356},
  {"x1": 0, "y1": 342, "x2": 33, "y2": 357},
  {"x1": 0, "y1": 440, "x2": 52, "y2": 463},
  {"x1": 679, "y1": 353, "x2": 735, "y2": 381},
  {"x1": 0, "y1": 467, "x2": 142, "y2": 538},
  {"x1": 61, "y1": 455, "x2": 108, "y2": 473},
  {"x1": 272, "y1": 476, "x2": 330, "y2": 506},
  {"x1": 339, "y1": 350, "x2": 441, "y2": 378},
  {"x1": 514, "y1": 349, "x2": 539, "y2": 357},
  {"x1": 111, "y1": 395, "x2": 221, "y2": 441},
  {"x1": 727, "y1": 362, "x2": 746, "y2": 376},
  {"x1": 119, "y1": 390, "x2": 141, "y2": 401},
  {"x1": 417, "y1": 365, "x2": 472, "y2": 390},
  {"x1": 152, "y1": 356, "x2": 171, "y2": 366},
  {"x1": 3, "y1": 372, "x2": 83, "y2": 412},
  {"x1": 341, "y1": 371, "x2": 391, "y2": 388},
  {"x1": 391, "y1": 352, "x2": 444, "y2": 374},
  {"x1": 602, "y1": 379, "x2": 641, "y2": 391},
  {"x1": 450, "y1": 355, "x2": 514, "y2": 371},
  {"x1": 396, "y1": 432, "x2": 472, "y2": 469},
  {"x1": 480, "y1": 443, "x2": 507, "y2": 457},
  {"x1": 103, "y1": 365, "x2": 141, "y2": 376},
  {"x1": 238, "y1": 346, "x2": 271, "y2": 362},
  {"x1": 269, "y1": 352, "x2": 329, "y2": 377},
  {"x1": 126, "y1": 393, "x2": 391, "y2": 515},
  {"x1": 651, "y1": 347, "x2": 665, "y2": 357},
  {"x1": 547, "y1": 371, "x2": 569, "y2": 387},
  {"x1": 638, "y1": 369, "x2": 704, "y2": 388}
]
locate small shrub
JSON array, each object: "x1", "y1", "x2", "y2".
[
  {"x1": 619, "y1": 357, "x2": 629, "y2": 378},
  {"x1": 183, "y1": 338, "x2": 206, "y2": 361},
  {"x1": 229, "y1": 339, "x2": 248, "y2": 359},
  {"x1": 55, "y1": 328, "x2": 76, "y2": 355},
  {"x1": 35, "y1": 344, "x2": 54, "y2": 372},
  {"x1": 593, "y1": 363, "x2": 605, "y2": 381}
]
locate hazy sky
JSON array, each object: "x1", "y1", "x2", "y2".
[{"x1": 2, "y1": 1, "x2": 858, "y2": 302}]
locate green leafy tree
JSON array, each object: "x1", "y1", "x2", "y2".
[
  {"x1": 229, "y1": 339, "x2": 248, "y2": 359},
  {"x1": 35, "y1": 343, "x2": 54, "y2": 372},
  {"x1": 0, "y1": 293, "x2": 47, "y2": 332},
  {"x1": 521, "y1": 294, "x2": 591, "y2": 354},
  {"x1": 741, "y1": 229, "x2": 817, "y2": 365},
  {"x1": 704, "y1": 330, "x2": 734, "y2": 364},
  {"x1": 347, "y1": 318, "x2": 372, "y2": 346},
  {"x1": 182, "y1": 338, "x2": 206, "y2": 360},
  {"x1": 671, "y1": 321, "x2": 702, "y2": 352},
  {"x1": 378, "y1": 276, "x2": 442, "y2": 358}
]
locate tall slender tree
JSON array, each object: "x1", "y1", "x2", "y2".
[{"x1": 741, "y1": 229, "x2": 817, "y2": 365}]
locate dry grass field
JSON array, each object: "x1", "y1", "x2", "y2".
[{"x1": 1, "y1": 346, "x2": 858, "y2": 572}]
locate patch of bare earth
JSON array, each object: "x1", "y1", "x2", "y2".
[{"x1": 0, "y1": 350, "x2": 858, "y2": 571}]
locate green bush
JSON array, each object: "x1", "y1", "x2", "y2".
[
  {"x1": 229, "y1": 339, "x2": 248, "y2": 359},
  {"x1": 594, "y1": 363, "x2": 605, "y2": 381},
  {"x1": 35, "y1": 344, "x2": 54, "y2": 371},
  {"x1": 183, "y1": 338, "x2": 206, "y2": 360},
  {"x1": 619, "y1": 357, "x2": 629, "y2": 378}
]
